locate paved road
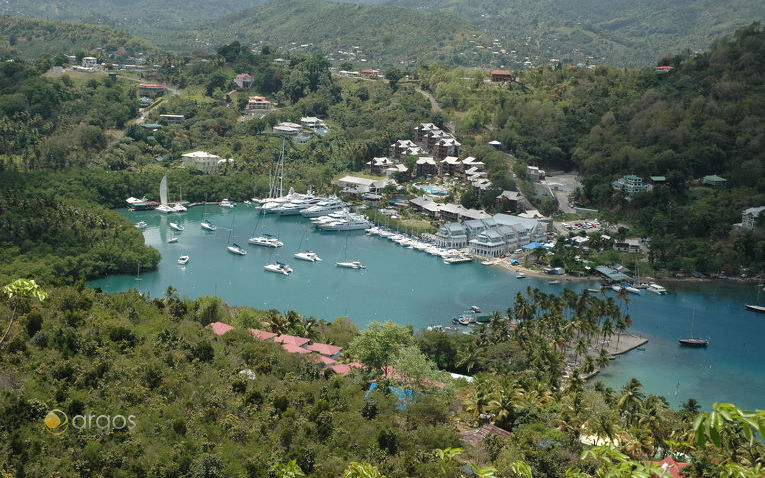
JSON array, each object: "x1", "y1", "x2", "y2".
[{"x1": 417, "y1": 88, "x2": 455, "y2": 134}]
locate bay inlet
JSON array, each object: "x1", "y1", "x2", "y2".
[{"x1": 90, "y1": 206, "x2": 765, "y2": 410}]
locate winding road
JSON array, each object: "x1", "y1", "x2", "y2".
[{"x1": 417, "y1": 88, "x2": 455, "y2": 134}]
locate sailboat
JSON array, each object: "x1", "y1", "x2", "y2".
[
  {"x1": 679, "y1": 306, "x2": 709, "y2": 347},
  {"x1": 336, "y1": 232, "x2": 365, "y2": 269},
  {"x1": 156, "y1": 175, "x2": 175, "y2": 214},
  {"x1": 226, "y1": 216, "x2": 247, "y2": 255},
  {"x1": 201, "y1": 194, "x2": 216, "y2": 231},
  {"x1": 745, "y1": 276, "x2": 765, "y2": 313},
  {"x1": 135, "y1": 263, "x2": 142, "y2": 281},
  {"x1": 294, "y1": 230, "x2": 322, "y2": 262},
  {"x1": 169, "y1": 222, "x2": 184, "y2": 232},
  {"x1": 248, "y1": 209, "x2": 283, "y2": 247},
  {"x1": 173, "y1": 186, "x2": 187, "y2": 212},
  {"x1": 168, "y1": 229, "x2": 178, "y2": 243}
]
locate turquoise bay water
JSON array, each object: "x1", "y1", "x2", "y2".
[{"x1": 91, "y1": 206, "x2": 765, "y2": 410}]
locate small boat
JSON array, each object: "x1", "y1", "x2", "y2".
[
  {"x1": 248, "y1": 234, "x2": 284, "y2": 248},
  {"x1": 470, "y1": 305, "x2": 481, "y2": 313},
  {"x1": 264, "y1": 262, "x2": 292, "y2": 275},
  {"x1": 679, "y1": 306, "x2": 709, "y2": 347},
  {"x1": 135, "y1": 221, "x2": 148, "y2": 229},
  {"x1": 227, "y1": 243, "x2": 247, "y2": 255},
  {"x1": 648, "y1": 283, "x2": 667, "y2": 295},
  {"x1": 611, "y1": 284, "x2": 623, "y2": 292},
  {"x1": 586, "y1": 288, "x2": 601, "y2": 293},
  {"x1": 220, "y1": 199, "x2": 235, "y2": 208},
  {"x1": 177, "y1": 255, "x2": 190, "y2": 265},
  {"x1": 549, "y1": 280, "x2": 562, "y2": 285},
  {"x1": 481, "y1": 259, "x2": 496, "y2": 266},
  {"x1": 457, "y1": 313, "x2": 475, "y2": 326},
  {"x1": 336, "y1": 261, "x2": 365, "y2": 269},
  {"x1": 294, "y1": 251, "x2": 322, "y2": 262},
  {"x1": 745, "y1": 279, "x2": 765, "y2": 313},
  {"x1": 169, "y1": 222, "x2": 184, "y2": 232},
  {"x1": 516, "y1": 273, "x2": 526, "y2": 279},
  {"x1": 243, "y1": 200, "x2": 252, "y2": 205},
  {"x1": 625, "y1": 286, "x2": 641, "y2": 294},
  {"x1": 168, "y1": 237, "x2": 178, "y2": 243},
  {"x1": 201, "y1": 219, "x2": 217, "y2": 231}
]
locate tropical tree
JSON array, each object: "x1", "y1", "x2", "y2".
[
  {"x1": 1, "y1": 278, "x2": 47, "y2": 347},
  {"x1": 343, "y1": 462, "x2": 386, "y2": 478},
  {"x1": 347, "y1": 321, "x2": 414, "y2": 375},
  {"x1": 433, "y1": 447, "x2": 462, "y2": 476},
  {"x1": 270, "y1": 459, "x2": 305, "y2": 478}
]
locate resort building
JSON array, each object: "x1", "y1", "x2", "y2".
[
  {"x1": 439, "y1": 156, "x2": 462, "y2": 177},
  {"x1": 138, "y1": 83, "x2": 167, "y2": 98},
  {"x1": 741, "y1": 206, "x2": 765, "y2": 230},
  {"x1": 438, "y1": 204, "x2": 491, "y2": 222},
  {"x1": 415, "y1": 157, "x2": 438, "y2": 177},
  {"x1": 496, "y1": 190, "x2": 526, "y2": 213},
  {"x1": 414, "y1": 123, "x2": 441, "y2": 145},
  {"x1": 367, "y1": 157, "x2": 394, "y2": 175},
  {"x1": 181, "y1": 151, "x2": 221, "y2": 174},
  {"x1": 159, "y1": 114, "x2": 184, "y2": 124},
  {"x1": 273, "y1": 122, "x2": 302, "y2": 136},
  {"x1": 389, "y1": 139, "x2": 421, "y2": 159},
  {"x1": 435, "y1": 214, "x2": 547, "y2": 255},
  {"x1": 611, "y1": 175, "x2": 647, "y2": 194},
  {"x1": 234, "y1": 73, "x2": 254, "y2": 88},
  {"x1": 613, "y1": 239, "x2": 642, "y2": 253}
]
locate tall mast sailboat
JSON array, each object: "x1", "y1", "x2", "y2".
[
  {"x1": 678, "y1": 306, "x2": 709, "y2": 347},
  {"x1": 226, "y1": 215, "x2": 247, "y2": 255},
  {"x1": 156, "y1": 175, "x2": 175, "y2": 213},
  {"x1": 745, "y1": 274, "x2": 765, "y2": 313},
  {"x1": 201, "y1": 193, "x2": 216, "y2": 231},
  {"x1": 336, "y1": 232, "x2": 365, "y2": 269}
]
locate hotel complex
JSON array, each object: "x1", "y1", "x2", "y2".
[{"x1": 435, "y1": 214, "x2": 548, "y2": 257}]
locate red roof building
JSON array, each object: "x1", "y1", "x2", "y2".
[
  {"x1": 247, "y1": 96, "x2": 271, "y2": 110},
  {"x1": 310, "y1": 354, "x2": 337, "y2": 365},
  {"x1": 304, "y1": 342, "x2": 342, "y2": 358},
  {"x1": 249, "y1": 328, "x2": 277, "y2": 341},
  {"x1": 273, "y1": 334, "x2": 310, "y2": 347},
  {"x1": 330, "y1": 362, "x2": 364, "y2": 376},
  {"x1": 235, "y1": 73, "x2": 255, "y2": 88},
  {"x1": 209, "y1": 322, "x2": 233, "y2": 336},
  {"x1": 282, "y1": 343, "x2": 311, "y2": 354},
  {"x1": 649, "y1": 457, "x2": 690, "y2": 478}
]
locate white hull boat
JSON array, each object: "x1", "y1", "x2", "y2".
[
  {"x1": 227, "y1": 244, "x2": 247, "y2": 255},
  {"x1": 248, "y1": 235, "x2": 284, "y2": 248},
  {"x1": 169, "y1": 222, "x2": 184, "y2": 232},
  {"x1": 264, "y1": 262, "x2": 292, "y2": 275},
  {"x1": 177, "y1": 255, "x2": 190, "y2": 265},
  {"x1": 201, "y1": 220, "x2": 216, "y2": 231},
  {"x1": 336, "y1": 261, "x2": 365, "y2": 269},
  {"x1": 135, "y1": 221, "x2": 147, "y2": 229},
  {"x1": 294, "y1": 251, "x2": 322, "y2": 262}
]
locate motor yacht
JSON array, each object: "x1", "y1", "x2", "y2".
[
  {"x1": 294, "y1": 251, "x2": 322, "y2": 262},
  {"x1": 301, "y1": 199, "x2": 347, "y2": 218},
  {"x1": 169, "y1": 222, "x2": 184, "y2": 232},
  {"x1": 177, "y1": 255, "x2": 190, "y2": 265},
  {"x1": 317, "y1": 216, "x2": 371, "y2": 231},
  {"x1": 336, "y1": 261, "x2": 365, "y2": 269},
  {"x1": 648, "y1": 283, "x2": 668, "y2": 295},
  {"x1": 264, "y1": 262, "x2": 292, "y2": 275}
]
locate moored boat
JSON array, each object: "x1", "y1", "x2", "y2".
[
  {"x1": 177, "y1": 255, "x2": 190, "y2": 265},
  {"x1": 264, "y1": 262, "x2": 292, "y2": 275},
  {"x1": 135, "y1": 221, "x2": 148, "y2": 229},
  {"x1": 201, "y1": 219, "x2": 217, "y2": 231},
  {"x1": 294, "y1": 251, "x2": 322, "y2": 262},
  {"x1": 336, "y1": 261, "x2": 365, "y2": 269},
  {"x1": 227, "y1": 243, "x2": 247, "y2": 255},
  {"x1": 648, "y1": 283, "x2": 668, "y2": 295},
  {"x1": 169, "y1": 222, "x2": 184, "y2": 232}
]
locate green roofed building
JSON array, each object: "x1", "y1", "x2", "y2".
[{"x1": 702, "y1": 175, "x2": 727, "y2": 186}]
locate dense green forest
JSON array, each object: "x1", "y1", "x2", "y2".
[
  {"x1": 183, "y1": 0, "x2": 481, "y2": 67},
  {"x1": 1, "y1": 282, "x2": 762, "y2": 477},
  {"x1": 419, "y1": 23, "x2": 765, "y2": 274},
  {"x1": 349, "y1": 0, "x2": 765, "y2": 67},
  {"x1": 0, "y1": 15, "x2": 157, "y2": 59}
]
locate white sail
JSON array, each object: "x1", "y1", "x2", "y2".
[{"x1": 159, "y1": 175, "x2": 168, "y2": 205}]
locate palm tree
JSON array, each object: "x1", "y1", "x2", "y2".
[
  {"x1": 487, "y1": 379, "x2": 519, "y2": 428},
  {"x1": 617, "y1": 378, "x2": 645, "y2": 425},
  {"x1": 596, "y1": 348, "x2": 610, "y2": 370}
]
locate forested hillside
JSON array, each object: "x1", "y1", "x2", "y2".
[
  {"x1": 420, "y1": 23, "x2": 765, "y2": 273},
  {"x1": 348, "y1": 0, "x2": 765, "y2": 67},
  {"x1": 184, "y1": 0, "x2": 481, "y2": 66},
  {"x1": 0, "y1": 15, "x2": 156, "y2": 59}
]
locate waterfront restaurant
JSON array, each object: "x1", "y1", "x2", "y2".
[{"x1": 435, "y1": 214, "x2": 547, "y2": 256}]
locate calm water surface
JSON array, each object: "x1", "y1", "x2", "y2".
[{"x1": 91, "y1": 206, "x2": 765, "y2": 410}]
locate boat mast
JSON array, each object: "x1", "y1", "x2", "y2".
[
  {"x1": 278, "y1": 138, "x2": 285, "y2": 198},
  {"x1": 690, "y1": 306, "x2": 696, "y2": 339}
]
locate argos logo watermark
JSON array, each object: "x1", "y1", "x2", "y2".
[{"x1": 44, "y1": 410, "x2": 136, "y2": 435}]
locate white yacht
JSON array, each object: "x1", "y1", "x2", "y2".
[
  {"x1": 272, "y1": 196, "x2": 324, "y2": 216},
  {"x1": 177, "y1": 255, "x2": 190, "y2": 265},
  {"x1": 336, "y1": 261, "x2": 365, "y2": 269},
  {"x1": 135, "y1": 221, "x2": 147, "y2": 229},
  {"x1": 168, "y1": 237, "x2": 179, "y2": 243},
  {"x1": 648, "y1": 283, "x2": 668, "y2": 295},
  {"x1": 169, "y1": 222, "x2": 184, "y2": 232},
  {"x1": 317, "y1": 216, "x2": 372, "y2": 231},
  {"x1": 611, "y1": 284, "x2": 623, "y2": 292},
  {"x1": 248, "y1": 234, "x2": 284, "y2": 248},
  {"x1": 625, "y1": 285, "x2": 641, "y2": 294},
  {"x1": 264, "y1": 262, "x2": 292, "y2": 275},
  {"x1": 294, "y1": 251, "x2": 322, "y2": 262},
  {"x1": 173, "y1": 203, "x2": 187, "y2": 213},
  {"x1": 227, "y1": 243, "x2": 247, "y2": 255},
  {"x1": 201, "y1": 219, "x2": 216, "y2": 231},
  {"x1": 220, "y1": 199, "x2": 235, "y2": 208},
  {"x1": 301, "y1": 198, "x2": 347, "y2": 218}
]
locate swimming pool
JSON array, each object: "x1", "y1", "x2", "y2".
[{"x1": 417, "y1": 185, "x2": 448, "y2": 195}]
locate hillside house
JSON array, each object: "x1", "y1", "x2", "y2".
[
  {"x1": 496, "y1": 190, "x2": 525, "y2": 213},
  {"x1": 82, "y1": 56, "x2": 98, "y2": 68},
  {"x1": 741, "y1": 206, "x2": 765, "y2": 230},
  {"x1": 612, "y1": 175, "x2": 647, "y2": 194},
  {"x1": 247, "y1": 96, "x2": 272, "y2": 110},
  {"x1": 273, "y1": 122, "x2": 301, "y2": 136},
  {"x1": 414, "y1": 123, "x2": 440, "y2": 144},
  {"x1": 613, "y1": 239, "x2": 642, "y2": 253},
  {"x1": 527, "y1": 165, "x2": 546, "y2": 181},
  {"x1": 490, "y1": 69, "x2": 512, "y2": 82},
  {"x1": 367, "y1": 157, "x2": 394, "y2": 175},
  {"x1": 160, "y1": 114, "x2": 184, "y2": 124},
  {"x1": 361, "y1": 69, "x2": 379, "y2": 79},
  {"x1": 234, "y1": 73, "x2": 254, "y2": 88},
  {"x1": 389, "y1": 139, "x2": 419, "y2": 159},
  {"x1": 138, "y1": 83, "x2": 166, "y2": 98},
  {"x1": 182, "y1": 151, "x2": 221, "y2": 174},
  {"x1": 702, "y1": 175, "x2": 727, "y2": 187}
]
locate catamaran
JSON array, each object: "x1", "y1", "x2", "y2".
[
  {"x1": 220, "y1": 198, "x2": 235, "y2": 208},
  {"x1": 173, "y1": 186, "x2": 187, "y2": 212},
  {"x1": 648, "y1": 283, "x2": 668, "y2": 295},
  {"x1": 264, "y1": 261, "x2": 293, "y2": 275},
  {"x1": 294, "y1": 251, "x2": 322, "y2": 262},
  {"x1": 248, "y1": 234, "x2": 284, "y2": 248},
  {"x1": 156, "y1": 175, "x2": 175, "y2": 213}
]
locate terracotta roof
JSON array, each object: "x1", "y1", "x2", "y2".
[
  {"x1": 209, "y1": 322, "x2": 233, "y2": 335},
  {"x1": 491, "y1": 69, "x2": 512, "y2": 76},
  {"x1": 310, "y1": 354, "x2": 337, "y2": 365},
  {"x1": 649, "y1": 457, "x2": 690, "y2": 478},
  {"x1": 249, "y1": 328, "x2": 277, "y2": 341},
  {"x1": 330, "y1": 362, "x2": 364, "y2": 376},
  {"x1": 305, "y1": 342, "x2": 343, "y2": 356},
  {"x1": 282, "y1": 343, "x2": 311, "y2": 354},
  {"x1": 273, "y1": 334, "x2": 310, "y2": 347}
]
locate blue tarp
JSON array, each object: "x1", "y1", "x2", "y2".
[
  {"x1": 508, "y1": 259, "x2": 519, "y2": 264},
  {"x1": 523, "y1": 242, "x2": 544, "y2": 250},
  {"x1": 365, "y1": 382, "x2": 416, "y2": 410}
]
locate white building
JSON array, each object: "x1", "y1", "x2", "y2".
[
  {"x1": 273, "y1": 122, "x2": 301, "y2": 136},
  {"x1": 82, "y1": 56, "x2": 98, "y2": 68},
  {"x1": 612, "y1": 175, "x2": 647, "y2": 194},
  {"x1": 741, "y1": 206, "x2": 765, "y2": 230},
  {"x1": 181, "y1": 151, "x2": 221, "y2": 174},
  {"x1": 435, "y1": 214, "x2": 547, "y2": 256}
]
